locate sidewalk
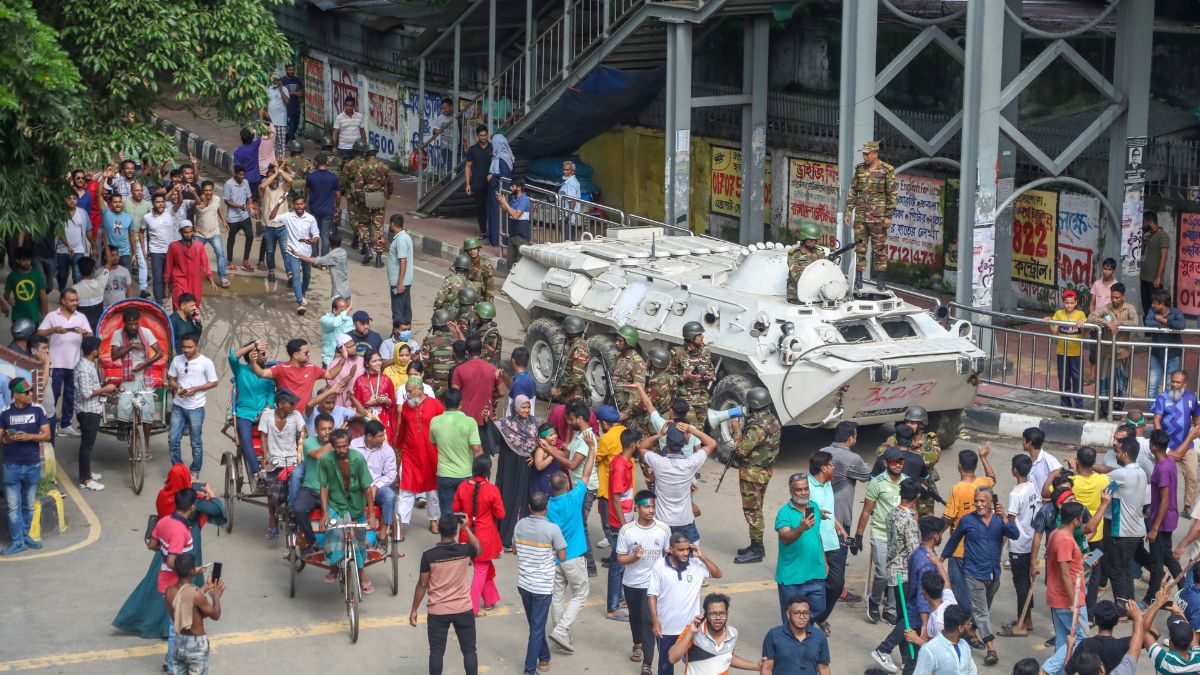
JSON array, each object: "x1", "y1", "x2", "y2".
[{"x1": 150, "y1": 104, "x2": 509, "y2": 274}]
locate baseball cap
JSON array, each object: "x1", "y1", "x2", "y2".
[
  {"x1": 275, "y1": 389, "x2": 300, "y2": 405},
  {"x1": 1062, "y1": 289, "x2": 1077, "y2": 300},
  {"x1": 882, "y1": 446, "x2": 904, "y2": 462},
  {"x1": 1168, "y1": 615, "x2": 1195, "y2": 647},
  {"x1": 8, "y1": 378, "x2": 31, "y2": 393},
  {"x1": 596, "y1": 405, "x2": 620, "y2": 423},
  {"x1": 352, "y1": 310, "x2": 371, "y2": 323}
]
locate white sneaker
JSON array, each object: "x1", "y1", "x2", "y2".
[
  {"x1": 80, "y1": 479, "x2": 105, "y2": 491},
  {"x1": 58, "y1": 426, "x2": 81, "y2": 437},
  {"x1": 91, "y1": 472, "x2": 101, "y2": 480},
  {"x1": 595, "y1": 537, "x2": 610, "y2": 549},
  {"x1": 872, "y1": 650, "x2": 899, "y2": 674},
  {"x1": 548, "y1": 628, "x2": 574, "y2": 653}
]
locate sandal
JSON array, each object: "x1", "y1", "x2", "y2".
[
  {"x1": 985, "y1": 650, "x2": 999, "y2": 666},
  {"x1": 361, "y1": 579, "x2": 374, "y2": 594},
  {"x1": 630, "y1": 646, "x2": 643, "y2": 662},
  {"x1": 538, "y1": 661, "x2": 550, "y2": 672},
  {"x1": 220, "y1": 278, "x2": 230, "y2": 288},
  {"x1": 817, "y1": 620, "x2": 832, "y2": 636},
  {"x1": 606, "y1": 609, "x2": 629, "y2": 622},
  {"x1": 241, "y1": 262, "x2": 254, "y2": 272},
  {"x1": 997, "y1": 622, "x2": 1027, "y2": 637}
]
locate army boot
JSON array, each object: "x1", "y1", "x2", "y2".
[
  {"x1": 374, "y1": 253, "x2": 384, "y2": 269},
  {"x1": 733, "y1": 540, "x2": 764, "y2": 564},
  {"x1": 361, "y1": 243, "x2": 372, "y2": 265},
  {"x1": 351, "y1": 231, "x2": 360, "y2": 249},
  {"x1": 876, "y1": 270, "x2": 888, "y2": 291}
]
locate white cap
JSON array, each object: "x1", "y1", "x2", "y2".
[
  {"x1": 335, "y1": 334, "x2": 353, "y2": 347},
  {"x1": 177, "y1": 219, "x2": 194, "y2": 231}
]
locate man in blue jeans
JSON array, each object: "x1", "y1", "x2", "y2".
[
  {"x1": 513, "y1": 492, "x2": 567, "y2": 675},
  {"x1": 269, "y1": 194, "x2": 320, "y2": 316},
  {"x1": 0, "y1": 378, "x2": 51, "y2": 555},
  {"x1": 167, "y1": 335, "x2": 219, "y2": 478},
  {"x1": 305, "y1": 155, "x2": 341, "y2": 256},
  {"x1": 774, "y1": 472, "x2": 828, "y2": 623}
]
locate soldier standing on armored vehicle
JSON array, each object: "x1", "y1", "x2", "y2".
[
  {"x1": 611, "y1": 326, "x2": 647, "y2": 421},
  {"x1": 671, "y1": 321, "x2": 716, "y2": 425},
  {"x1": 342, "y1": 139, "x2": 368, "y2": 248},
  {"x1": 462, "y1": 237, "x2": 494, "y2": 302},
  {"x1": 787, "y1": 223, "x2": 824, "y2": 303},
  {"x1": 434, "y1": 255, "x2": 471, "y2": 314},
  {"x1": 352, "y1": 144, "x2": 394, "y2": 268},
  {"x1": 551, "y1": 316, "x2": 590, "y2": 403},
  {"x1": 844, "y1": 140, "x2": 897, "y2": 289},
  {"x1": 876, "y1": 405, "x2": 942, "y2": 515},
  {"x1": 730, "y1": 387, "x2": 781, "y2": 564},
  {"x1": 421, "y1": 309, "x2": 456, "y2": 395},
  {"x1": 473, "y1": 302, "x2": 502, "y2": 367}
]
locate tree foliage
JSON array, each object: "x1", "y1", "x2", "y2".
[{"x1": 0, "y1": 0, "x2": 292, "y2": 237}]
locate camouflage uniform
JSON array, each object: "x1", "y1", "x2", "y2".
[
  {"x1": 787, "y1": 245, "x2": 824, "y2": 303},
  {"x1": 324, "y1": 153, "x2": 344, "y2": 178},
  {"x1": 478, "y1": 322, "x2": 503, "y2": 367},
  {"x1": 670, "y1": 343, "x2": 716, "y2": 424},
  {"x1": 846, "y1": 160, "x2": 898, "y2": 273},
  {"x1": 611, "y1": 350, "x2": 647, "y2": 421},
  {"x1": 454, "y1": 304, "x2": 476, "y2": 338},
  {"x1": 466, "y1": 259, "x2": 495, "y2": 302},
  {"x1": 285, "y1": 155, "x2": 314, "y2": 185},
  {"x1": 736, "y1": 409, "x2": 782, "y2": 543},
  {"x1": 555, "y1": 336, "x2": 591, "y2": 403},
  {"x1": 341, "y1": 156, "x2": 365, "y2": 239},
  {"x1": 352, "y1": 157, "x2": 394, "y2": 254},
  {"x1": 876, "y1": 431, "x2": 942, "y2": 516},
  {"x1": 421, "y1": 328, "x2": 456, "y2": 396},
  {"x1": 638, "y1": 369, "x2": 679, "y2": 435},
  {"x1": 434, "y1": 273, "x2": 467, "y2": 314}
]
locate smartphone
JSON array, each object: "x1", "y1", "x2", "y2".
[
  {"x1": 211, "y1": 562, "x2": 223, "y2": 582},
  {"x1": 144, "y1": 514, "x2": 159, "y2": 541},
  {"x1": 805, "y1": 505, "x2": 815, "y2": 520},
  {"x1": 454, "y1": 512, "x2": 467, "y2": 523}
]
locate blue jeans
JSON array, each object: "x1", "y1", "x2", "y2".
[
  {"x1": 1148, "y1": 352, "x2": 1182, "y2": 398},
  {"x1": 669, "y1": 522, "x2": 700, "y2": 544},
  {"x1": 948, "y1": 556, "x2": 973, "y2": 615},
  {"x1": 374, "y1": 485, "x2": 397, "y2": 526},
  {"x1": 235, "y1": 416, "x2": 262, "y2": 474},
  {"x1": 314, "y1": 215, "x2": 334, "y2": 256},
  {"x1": 1056, "y1": 354, "x2": 1083, "y2": 409},
  {"x1": 51, "y1": 368, "x2": 75, "y2": 429},
  {"x1": 604, "y1": 525, "x2": 624, "y2": 612},
  {"x1": 262, "y1": 226, "x2": 283, "y2": 272},
  {"x1": 3, "y1": 462, "x2": 40, "y2": 543},
  {"x1": 169, "y1": 405, "x2": 205, "y2": 474},
  {"x1": 55, "y1": 252, "x2": 82, "y2": 291},
  {"x1": 282, "y1": 251, "x2": 310, "y2": 303},
  {"x1": 518, "y1": 588, "x2": 552, "y2": 674},
  {"x1": 134, "y1": 245, "x2": 148, "y2": 291},
  {"x1": 1044, "y1": 606, "x2": 1089, "y2": 675},
  {"x1": 196, "y1": 234, "x2": 228, "y2": 281},
  {"x1": 150, "y1": 252, "x2": 167, "y2": 304},
  {"x1": 437, "y1": 476, "x2": 466, "y2": 519},
  {"x1": 288, "y1": 464, "x2": 305, "y2": 507},
  {"x1": 777, "y1": 580, "x2": 826, "y2": 625}
]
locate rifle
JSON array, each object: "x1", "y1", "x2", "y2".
[
  {"x1": 825, "y1": 240, "x2": 860, "y2": 261},
  {"x1": 597, "y1": 346, "x2": 617, "y2": 407},
  {"x1": 918, "y1": 476, "x2": 947, "y2": 507},
  {"x1": 716, "y1": 445, "x2": 738, "y2": 493}
]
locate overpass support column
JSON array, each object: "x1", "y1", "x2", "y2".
[
  {"x1": 664, "y1": 21, "x2": 693, "y2": 232},
  {"x1": 837, "y1": 0, "x2": 877, "y2": 272},
  {"x1": 739, "y1": 17, "x2": 769, "y2": 245}
]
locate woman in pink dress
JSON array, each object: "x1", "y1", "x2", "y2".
[
  {"x1": 351, "y1": 349, "x2": 396, "y2": 443},
  {"x1": 396, "y1": 377, "x2": 444, "y2": 538}
]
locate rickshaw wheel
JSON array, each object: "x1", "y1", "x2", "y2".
[
  {"x1": 222, "y1": 454, "x2": 236, "y2": 534},
  {"x1": 346, "y1": 562, "x2": 360, "y2": 643},
  {"x1": 390, "y1": 537, "x2": 399, "y2": 596},
  {"x1": 128, "y1": 417, "x2": 145, "y2": 495}
]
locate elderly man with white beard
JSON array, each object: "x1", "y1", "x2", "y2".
[{"x1": 1151, "y1": 370, "x2": 1200, "y2": 513}]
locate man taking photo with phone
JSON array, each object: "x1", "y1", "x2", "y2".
[
  {"x1": 666, "y1": 593, "x2": 762, "y2": 673},
  {"x1": 410, "y1": 511, "x2": 482, "y2": 675}
]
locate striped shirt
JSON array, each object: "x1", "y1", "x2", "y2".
[
  {"x1": 513, "y1": 515, "x2": 566, "y2": 595},
  {"x1": 73, "y1": 358, "x2": 105, "y2": 415},
  {"x1": 1149, "y1": 644, "x2": 1200, "y2": 674},
  {"x1": 675, "y1": 625, "x2": 738, "y2": 675}
]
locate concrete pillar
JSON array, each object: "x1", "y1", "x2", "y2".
[
  {"x1": 664, "y1": 22, "x2": 693, "y2": 231},
  {"x1": 837, "y1": 0, "x2": 877, "y2": 269},
  {"x1": 992, "y1": 0, "x2": 1023, "y2": 312},
  {"x1": 739, "y1": 17, "x2": 769, "y2": 244}
]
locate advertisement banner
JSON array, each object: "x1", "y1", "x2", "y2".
[
  {"x1": 786, "y1": 158, "x2": 839, "y2": 248},
  {"x1": 1055, "y1": 193, "x2": 1101, "y2": 293},
  {"x1": 709, "y1": 145, "x2": 771, "y2": 223},
  {"x1": 302, "y1": 55, "x2": 327, "y2": 129},
  {"x1": 887, "y1": 175, "x2": 944, "y2": 269},
  {"x1": 972, "y1": 226, "x2": 995, "y2": 308},
  {"x1": 365, "y1": 77, "x2": 403, "y2": 159},
  {"x1": 1121, "y1": 184, "x2": 1145, "y2": 277},
  {"x1": 1177, "y1": 213, "x2": 1200, "y2": 315},
  {"x1": 330, "y1": 65, "x2": 363, "y2": 120},
  {"x1": 1011, "y1": 189, "x2": 1058, "y2": 287}
]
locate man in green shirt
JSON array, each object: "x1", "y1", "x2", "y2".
[
  {"x1": 855, "y1": 446, "x2": 906, "y2": 624},
  {"x1": 428, "y1": 388, "x2": 482, "y2": 516},
  {"x1": 294, "y1": 412, "x2": 334, "y2": 555},
  {"x1": 4, "y1": 247, "x2": 48, "y2": 325},
  {"x1": 775, "y1": 472, "x2": 827, "y2": 624},
  {"x1": 319, "y1": 428, "x2": 377, "y2": 592}
]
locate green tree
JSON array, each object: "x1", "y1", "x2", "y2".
[{"x1": 0, "y1": 0, "x2": 292, "y2": 237}]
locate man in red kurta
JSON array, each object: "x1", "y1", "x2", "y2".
[
  {"x1": 165, "y1": 220, "x2": 215, "y2": 308},
  {"x1": 398, "y1": 377, "x2": 443, "y2": 536}
]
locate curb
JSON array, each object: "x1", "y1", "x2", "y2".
[
  {"x1": 964, "y1": 407, "x2": 1118, "y2": 447},
  {"x1": 0, "y1": 491, "x2": 68, "y2": 542},
  {"x1": 149, "y1": 113, "x2": 509, "y2": 276}
]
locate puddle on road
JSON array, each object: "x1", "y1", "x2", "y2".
[{"x1": 209, "y1": 273, "x2": 280, "y2": 297}]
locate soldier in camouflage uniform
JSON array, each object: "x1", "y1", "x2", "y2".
[
  {"x1": 844, "y1": 140, "x2": 898, "y2": 289},
  {"x1": 462, "y1": 237, "x2": 495, "y2": 302},
  {"x1": 637, "y1": 347, "x2": 679, "y2": 436},
  {"x1": 875, "y1": 406, "x2": 942, "y2": 516},
  {"x1": 670, "y1": 321, "x2": 716, "y2": 424},
  {"x1": 421, "y1": 309, "x2": 456, "y2": 396},
  {"x1": 285, "y1": 140, "x2": 315, "y2": 199},
  {"x1": 352, "y1": 144, "x2": 394, "y2": 268},
  {"x1": 434, "y1": 254, "x2": 471, "y2": 315},
  {"x1": 474, "y1": 302, "x2": 502, "y2": 367},
  {"x1": 321, "y1": 137, "x2": 343, "y2": 177},
  {"x1": 611, "y1": 325, "x2": 647, "y2": 422},
  {"x1": 552, "y1": 315, "x2": 591, "y2": 403},
  {"x1": 731, "y1": 387, "x2": 781, "y2": 564},
  {"x1": 787, "y1": 223, "x2": 825, "y2": 303},
  {"x1": 449, "y1": 286, "x2": 478, "y2": 339},
  {"x1": 342, "y1": 139, "x2": 368, "y2": 248}
]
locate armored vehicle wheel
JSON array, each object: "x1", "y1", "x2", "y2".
[
  {"x1": 711, "y1": 374, "x2": 773, "y2": 462},
  {"x1": 524, "y1": 317, "x2": 568, "y2": 398},
  {"x1": 928, "y1": 409, "x2": 963, "y2": 449},
  {"x1": 586, "y1": 335, "x2": 618, "y2": 408}
]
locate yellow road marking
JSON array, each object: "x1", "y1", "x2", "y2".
[
  {"x1": 0, "y1": 580, "x2": 774, "y2": 671},
  {"x1": 0, "y1": 477, "x2": 101, "y2": 564}
]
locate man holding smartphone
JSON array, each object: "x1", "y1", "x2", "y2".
[
  {"x1": 666, "y1": 593, "x2": 761, "y2": 673},
  {"x1": 774, "y1": 472, "x2": 828, "y2": 626},
  {"x1": 410, "y1": 511, "x2": 482, "y2": 675}
]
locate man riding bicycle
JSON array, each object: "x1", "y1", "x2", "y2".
[{"x1": 320, "y1": 428, "x2": 378, "y2": 594}]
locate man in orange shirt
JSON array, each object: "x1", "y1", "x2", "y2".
[{"x1": 942, "y1": 443, "x2": 994, "y2": 623}]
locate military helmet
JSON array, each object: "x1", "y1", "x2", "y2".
[
  {"x1": 320, "y1": 136, "x2": 334, "y2": 149},
  {"x1": 647, "y1": 347, "x2": 671, "y2": 369},
  {"x1": 352, "y1": 139, "x2": 369, "y2": 153},
  {"x1": 287, "y1": 140, "x2": 304, "y2": 154},
  {"x1": 432, "y1": 309, "x2": 452, "y2": 328},
  {"x1": 11, "y1": 318, "x2": 36, "y2": 340},
  {"x1": 682, "y1": 321, "x2": 704, "y2": 342},
  {"x1": 903, "y1": 405, "x2": 929, "y2": 425},
  {"x1": 452, "y1": 253, "x2": 471, "y2": 272},
  {"x1": 475, "y1": 301, "x2": 496, "y2": 320},
  {"x1": 616, "y1": 325, "x2": 639, "y2": 348},
  {"x1": 746, "y1": 387, "x2": 772, "y2": 410},
  {"x1": 798, "y1": 223, "x2": 821, "y2": 242},
  {"x1": 463, "y1": 237, "x2": 482, "y2": 251},
  {"x1": 366, "y1": 143, "x2": 380, "y2": 156},
  {"x1": 458, "y1": 286, "x2": 478, "y2": 306},
  {"x1": 562, "y1": 315, "x2": 586, "y2": 336}
]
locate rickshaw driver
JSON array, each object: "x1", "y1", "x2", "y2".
[
  {"x1": 109, "y1": 307, "x2": 164, "y2": 455},
  {"x1": 319, "y1": 428, "x2": 378, "y2": 594}
]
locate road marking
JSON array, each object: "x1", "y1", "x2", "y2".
[
  {"x1": 0, "y1": 476, "x2": 101, "y2": 564},
  {"x1": 0, "y1": 580, "x2": 774, "y2": 671}
]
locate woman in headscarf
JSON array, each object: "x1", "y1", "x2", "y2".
[
  {"x1": 493, "y1": 394, "x2": 538, "y2": 548},
  {"x1": 485, "y1": 133, "x2": 515, "y2": 247},
  {"x1": 397, "y1": 377, "x2": 444, "y2": 538},
  {"x1": 113, "y1": 463, "x2": 225, "y2": 669},
  {"x1": 383, "y1": 342, "x2": 413, "y2": 394},
  {"x1": 452, "y1": 454, "x2": 505, "y2": 614},
  {"x1": 351, "y1": 349, "x2": 396, "y2": 444}
]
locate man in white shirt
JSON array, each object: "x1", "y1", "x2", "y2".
[
  {"x1": 258, "y1": 389, "x2": 306, "y2": 539},
  {"x1": 142, "y1": 192, "x2": 177, "y2": 305},
  {"x1": 267, "y1": 74, "x2": 290, "y2": 160},
  {"x1": 640, "y1": 420, "x2": 716, "y2": 544},
  {"x1": 1022, "y1": 427, "x2": 1062, "y2": 498},
  {"x1": 1005, "y1": 454, "x2": 1040, "y2": 636},
  {"x1": 616, "y1": 491, "x2": 671, "y2": 673},
  {"x1": 269, "y1": 194, "x2": 320, "y2": 316},
  {"x1": 166, "y1": 334, "x2": 218, "y2": 478},
  {"x1": 192, "y1": 181, "x2": 229, "y2": 287},
  {"x1": 333, "y1": 96, "x2": 366, "y2": 158},
  {"x1": 429, "y1": 98, "x2": 459, "y2": 173},
  {"x1": 57, "y1": 194, "x2": 90, "y2": 290},
  {"x1": 648, "y1": 531, "x2": 723, "y2": 673},
  {"x1": 558, "y1": 160, "x2": 583, "y2": 238},
  {"x1": 350, "y1": 419, "x2": 399, "y2": 544}
]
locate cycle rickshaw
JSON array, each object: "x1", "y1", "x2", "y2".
[{"x1": 96, "y1": 298, "x2": 174, "y2": 494}]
